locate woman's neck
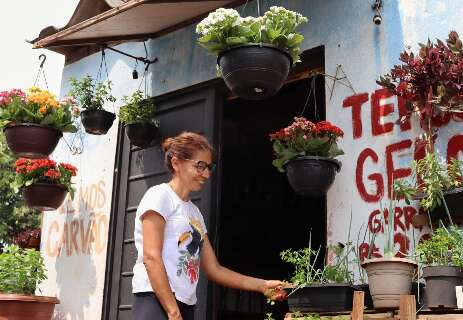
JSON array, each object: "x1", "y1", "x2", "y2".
[{"x1": 168, "y1": 178, "x2": 190, "y2": 201}]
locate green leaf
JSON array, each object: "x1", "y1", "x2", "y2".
[
  {"x1": 40, "y1": 114, "x2": 55, "y2": 125},
  {"x1": 62, "y1": 124, "x2": 78, "y2": 133},
  {"x1": 287, "y1": 33, "x2": 304, "y2": 47},
  {"x1": 225, "y1": 36, "x2": 246, "y2": 46}
]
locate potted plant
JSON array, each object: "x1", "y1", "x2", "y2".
[
  {"x1": 281, "y1": 235, "x2": 357, "y2": 313},
  {"x1": 269, "y1": 117, "x2": 343, "y2": 197},
  {"x1": 0, "y1": 88, "x2": 78, "y2": 158},
  {"x1": 69, "y1": 75, "x2": 117, "y2": 135},
  {"x1": 196, "y1": 6, "x2": 307, "y2": 100},
  {"x1": 361, "y1": 201, "x2": 417, "y2": 309},
  {"x1": 0, "y1": 245, "x2": 59, "y2": 320},
  {"x1": 415, "y1": 226, "x2": 463, "y2": 309},
  {"x1": 12, "y1": 228, "x2": 41, "y2": 251},
  {"x1": 12, "y1": 158, "x2": 77, "y2": 211},
  {"x1": 394, "y1": 153, "x2": 463, "y2": 226},
  {"x1": 118, "y1": 90, "x2": 159, "y2": 148}
]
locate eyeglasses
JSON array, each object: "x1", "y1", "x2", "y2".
[{"x1": 184, "y1": 159, "x2": 216, "y2": 173}]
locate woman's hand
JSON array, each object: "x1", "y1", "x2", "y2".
[{"x1": 262, "y1": 280, "x2": 288, "y2": 302}]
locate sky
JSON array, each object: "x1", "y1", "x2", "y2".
[{"x1": 0, "y1": 1, "x2": 80, "y2": 95}]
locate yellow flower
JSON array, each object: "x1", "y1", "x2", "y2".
[
  {"x1": 26, "y1": 87, "x2": 60, "y2": 110},
  {"x1": 39, "y1": 106, "x2": 48, "y2": 114}
]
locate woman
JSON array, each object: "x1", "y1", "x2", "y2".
[{"x1": 132, "y1": 132, "x2": 286, "y2": 320}]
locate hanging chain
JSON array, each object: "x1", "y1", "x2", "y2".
[
  {"x1": 33, "y1": 54, "x2": 49, "y2": 90},
  {"x1": 300, "y1": 75, "x2": 320, "y2": 122}
]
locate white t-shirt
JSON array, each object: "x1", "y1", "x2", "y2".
[{"x1": 132, "y1": 183, "x2": 208, "y2": 305}]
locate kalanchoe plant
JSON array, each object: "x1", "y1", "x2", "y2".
[
  {"x1": 0, "y1": 244, "x2": 46, "y2": 294},
  {"x1": 269, "y1": 117, "x2": 344, "y2": 172},
  {"x1": 393, "y1": 153, "x2": 462, "y2": 221},
  {"x1": 0, "y1": 87, "x2": 78, "y2": 132},
  {"x1": 118, "y1": 90, "x2": 158, "y2": 126},
  {"x1": 68, "y1": 75, "x2": 116, "y2": 111},
  {"x1": 12, "y1": 158, "x2": 78, "y2": 199},
  {"x1": 377, "y1": 31, "x2": 463, "y2": 134},
  {"x1": 415, "y1": 226, "x2": 463, "y2": 267},
  {"x1": 196, "y1": 6, "x2": 308, "y2": 63}
]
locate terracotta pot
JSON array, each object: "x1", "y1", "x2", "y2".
[
  {"x1": 361, "y1": 257, "x2": 417, "y2": 309},
  {"x1": 81, "y1": 110, "x2": 116, "y2": 135},
  {"x1": 0, "y1": 294, "x2": 59, "y2": 320},
  {"x1": 23, "y1": 183, "x2": 67, "y2": 211},
  {"x1": 423, "y1": 266, "x2": 463, "y2": 309},
  {"x1": 125, "y1": 123, "x2": 158, "y2": 148},
  {"x1": 4, "y1": 123, "x2": 62, "y2": 158},
  {"x1": 283, "y1": 156, "x2": 341, "y2": 197},
  {"x1": 217, "y1": 44, "x2": 292, "y2": 100}
]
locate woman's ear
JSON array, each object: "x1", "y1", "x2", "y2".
[{"x1": 171, "y1": 156, "x2": 180, "y2": 173}]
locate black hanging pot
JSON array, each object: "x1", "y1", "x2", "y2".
[
  {"x1": 4, "y1": 123, "x2": 62, "y2": 158},
  {"x1": 217, "y1": 44, "x2": 292, "y2": 100},
  {"x1": 125, "y1": 123, "x2": 159, "y2": 148},
  {"x1": 23, "y1": 183, "x2": 68, "y2": 211},
  {"x1": 430, "y1": 187, "x2": 463, "y2": 222},
  {"x1": 283, "y1": 156, "x2": 341, "y2": 197},
  {"x1": 423, "y1": 266, "x2": 463, "y2": 309},
  {"x1": 81, "y1": 110, "x2": 116, "y2": 135}
]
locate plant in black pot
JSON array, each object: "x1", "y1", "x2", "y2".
[
  {"x1": 118, "y1": 90, "x2": 159, "y2": 148},
  {"x1": 415, "y1": 225, "x2": 463, "y2": 309},
  {"x1": 0, "y1": 245, "x2": 59, "y2": 320},
  {"x1": 0, "y1": 88, "x2": 78, "y2": 158},
  {"x1": 269, "y1": 117, "x2": 344, "y2": 197},
  {"x1": 281, "y1": 237, "x2": 357, "y2": 313},
  {"x1": 196, "y1": 7, "x2": 307, "y2": 100},
  {"x1": 11, "y1": 158, "x2": 77, "y2": 211},
  {"x1": 69, "y1": 75, "x2": 116, "y2": 135}
]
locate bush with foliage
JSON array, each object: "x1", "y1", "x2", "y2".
[{"x1": 415, "y1": 226, "x2": 463, "y2": 267}]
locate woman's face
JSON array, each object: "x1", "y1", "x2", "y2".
[{"x1": 172, "y1": 150, "x2": 213, "y2": 192}]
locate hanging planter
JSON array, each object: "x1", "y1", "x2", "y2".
[
  {"x1": 119, "y1": 90, "x2": 159, "y2": 148},
  {"x1": 12, "y1": 229, "x2": 41, "y2": 251},
  {"x1": 218, "y1": 44, "x2": 292, "y2": 100},
  {"x1": 81, "y1": 109, "x2": 116, "y2": 135},
  {"x1": 12, "y1": 158, "x2": 77, "y2": 211},
  {"x1": 0, "y1": 88, "x2": 78, "y2": 158},
  {"x1": 196, "y1": 7, "x2": 307, "y2": 100},
  {"x1": 270, "y1": 118, "x2": 344, "y2": 197},
  {"x1": 69, "y1": 74, "x2": 117, "y2": 136}
]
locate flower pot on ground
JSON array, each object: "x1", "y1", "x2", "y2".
[
  {"x1": 416, "y1": 226, "x2": 463, "y2": 309},
  {"x1": 119, "y1": 90, "x2": 159, "y2": 148},
  {"x1": 69, "y1": 75, "x2": 116, "y2": 135},
  {"x1": 0, "y1": 88, "x2": 78, "y2": 158},
  {"x1": 0, "y1": 245, "x2": 59, "y2": 320},
  {"x1": 270, "y1": 118, "x2": 344, "y2": 197},
  {"x1": 12, "y1": 158, "x2": 77, "y2": 211},
  {"x1": 196, "y1": 7, "x2": 307, "y2": 100},
  {"x1": 361, "y1": 257, "x2": 417, "y2": 309}
]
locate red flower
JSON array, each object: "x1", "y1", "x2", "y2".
[
  {"x1": 60, "y1": 163, "x2": 78, "y2": 176},
  {"x1": 44, "y1": 169, "x2": 61, "y2": 179},
  {"x1": 186, "y1": 260, "x2": 199, "y2": 284}
]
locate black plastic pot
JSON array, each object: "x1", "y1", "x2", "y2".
[
  {"x1": 125, "y1": 123, "x2": 158, "y2": 148},
  {"x1": 423, "y1": 266, "x2": 463, "y2": 309},
  {"x1": 23, "y1": 183, "x2": 68, "y2": 211},
  {"x1": 431, "y1": 188, "x2": 463, "y2": 223},
  {"x1": 283, "y1": 156, "x2": 341, "y2": 197},
  {"x1": 4, "y1": 123, "x2": 62, "y2": 158},
  {"x1": 81, "y1": 110, "x2": 116, "y2": 135},
  {"x1": 357, "y1": 284, "x2": 374, "y2": 309},
  {"x1": 217, "y1": 44, "x2": 292, "y2": 100},
  {"x1": 286, "y1": 284, "x2": 355, "y2": 313}
]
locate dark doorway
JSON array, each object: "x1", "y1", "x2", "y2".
[{"x1": 217, "y1": 66, "x2": 327, "y2": 318}]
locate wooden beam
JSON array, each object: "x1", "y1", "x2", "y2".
[
  {"x1": 399, "y1": 295, "x2": 416, "y2": 320},
  {"x1": 352, "y1": 291, "x2": 365, "y2": 320}
]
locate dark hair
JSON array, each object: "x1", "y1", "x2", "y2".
[{"x1": 162, "y1": 132, "x2": 213, "y2": 173}]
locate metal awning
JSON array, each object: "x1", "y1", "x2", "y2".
[{"x1": 33, "y1": 0, "x2": 238, "y2": 49}]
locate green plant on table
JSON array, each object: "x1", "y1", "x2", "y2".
[
  {"x1": 118, "y1": 90, "x2": 158, "y2": 126},
  {"x1": 0, "y1": 245, "x2": 46, "y2": 294},
  {"x1": 196, "y1": 6, "x2": 308, "y2": 63},
  {"x1": 68, "y1": 75, "x2": 116, "y2": 111}
]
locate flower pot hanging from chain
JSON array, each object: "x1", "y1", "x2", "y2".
[
  {"x1": 125, "y1": 123, "x2": 158, "y2": 148},
  {"x1": 81, "y1": 110, "x2": 116, "y2": 135},
  {"x1": 218, "y1": 44, "x2": 292, "y2": 100},
  {"x1": 4, "y1": 123, "x2": 62, "y2": 158},
  {"x1": 284, "y1": 156, "x2": 341, "y2": 197},
  {"x1": 23, "y1": 183, "x2": 68, "y2": 211}
]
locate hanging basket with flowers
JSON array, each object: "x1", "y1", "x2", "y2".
[
  {"x1": 69, "y1": 75, "x2": 117, "y2": 135},
  {"x1": 270, "y1": 117, "x2": 344, "y2": 197},
  {"x1": 12, "y1": 158, "x2": 77, "y2": 211},
  {"x1": 196, "y1": 7, "x2": 307, "y2": 100},
  {"x1": 0, "y1": 88, "x2": 78, "y2": 158},
  {"x1": 118, "y1": 90, "x2": 159, "y2": 148},
  {"x1": 12, "y1": 229, "x2": 41, "y2": 251}
]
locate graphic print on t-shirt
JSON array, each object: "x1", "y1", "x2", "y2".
[{"x1": 176, "y1": 218, "x2": 205, "y2": 284}]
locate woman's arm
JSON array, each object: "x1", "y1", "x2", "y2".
[
  {"x1": 200, "y1": 235, "x2": 286, "y2": 298},
  {"x1": 142, "y1": 211, "x2": 182, "y2": 320}
]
